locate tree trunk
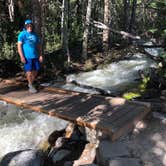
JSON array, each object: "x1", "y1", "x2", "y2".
[
  {"x1": 31, "y1": 0, "x2": 42, "y2": 39},
  {"x1": 40, "y1": 0, "x2": 48, "y2": 53},
  {"x1": 123, "y1": 0, "x2": 130, "y2": 32},
  {"x1": 82, "y1": 0, "x2": 92, "y2": 60},
  {"x1": 61, "y1": 0, "x2": 70, "y2": 63},
  {"x1": 103, "y1": 0, "x2": 111, "y2": 53},
  {"x1": 128, "y1": 0, "x2": 137, "y2": 43},
  {"x1": 75, "y1": 0, "x2": 81, "y2": 25},
  {"x1": 8, "y1": 0, "x2": 14, "y2": 22},
  {"x1": 128, "y1": 0, "x2": 137, "y2": 34}
]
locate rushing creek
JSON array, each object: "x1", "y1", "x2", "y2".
[
  {"x1": 0, "y1": 101, "x2": 67, "y2": 159},
  {"x1": 55, "y1": 53, "x2": 157, "y2": 95},
  {"x1": 0, "y1": 52, "x2": 158, "y2": 160}
]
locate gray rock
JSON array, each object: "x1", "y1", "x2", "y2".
[
  {"x1": 55, "y1": 137, "x2": 66, "y2": 148},
  {"x1": 161, "y1": 90, "x2": 166, "y2": 96},
  {"x1": 0, "y1": 149, "x2": 44, "y2": 166},
  {"x1": 107, "y1": 157, "x2": 141, "y2": 166},
  {"x1": 97, "y1": 140, "x2": 130, "y2": 166},
  {"x1": 84, "y1": 164, "x2": 98, "y2": 166},
  {"x1": 73, "y1": 143, "x2": 96, "y2": 166},
  {"x1": 152, "y1": 112, "x2": 166, "y2": 123},
  {"x1": 83, "y1": 164, "x2": 98, "y2": 166},
  {"x1": 52, "y1": 149, "x2": 71, "y2": 164},
  {"x1": 64, "y1": 161, "x2": 73, "y2": 166},
  {"x1": 144, "y1": 41, "x2": 164, "y2": 57},
  {"x1": 82, "y1": 127, "x2": 101, "y2": 144},
  {"x1": 48, "y1": 136, "x2": 68, "y2": 158}
]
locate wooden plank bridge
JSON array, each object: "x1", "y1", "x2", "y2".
[{"x1": 0, "y1": 80, "x2": 151, "y2": 141}]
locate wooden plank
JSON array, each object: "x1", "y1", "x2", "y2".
[
  {"x1": 0, "y1": 94, "x2": 109, "y2": 132},
  {"x1": 111, "y1": 107, "x2": 150, "y2": 141},
  {"x1": 0, "y1": 83, "x2": 151, "y2": 140}
]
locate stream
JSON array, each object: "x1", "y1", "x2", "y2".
[
  {"x1": 54, "y1": 53, "x2": 157, "y2": 95},
  {"x1": 0, "y1": 101, "x2": 67, "y2": 160}
]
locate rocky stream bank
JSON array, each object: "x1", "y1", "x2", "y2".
[{"x1": 0, "y1": 108, "x2": 166, "y2": 166}]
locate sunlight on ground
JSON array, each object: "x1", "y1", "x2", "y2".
[{"x1": 151, "y1": 132, "x2": 166, "y2": 165}]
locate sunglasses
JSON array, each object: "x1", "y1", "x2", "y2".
[{"x1": 26, "y1": 24, "x2": 33, "y2": 28}]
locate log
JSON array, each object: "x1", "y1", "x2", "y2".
[{"x1": 92, "y1": 20, "x2": 140, "y2": 40}]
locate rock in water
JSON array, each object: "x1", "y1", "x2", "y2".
[
  {"x1": 52, "y1": 149, "x2": 71, "y2": 164},
  {"x1": 0, "y1": 149, "x2": 44, "y2": 166},
  {"x1": 48, "y1": 129, "x2": 65, "y2": 146}
]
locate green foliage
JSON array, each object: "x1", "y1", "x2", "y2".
[
  {"x1": 158, "y1": 48, "x2": 166, "y2": 60},
  {"x1": 123, "y1": 92, "x2": 141, "y2": 100},
  {"x1": 44, "y1": 1, "x2": 62, "y2": 53},
  {"x1": 148, "y1": 0, "x2": 166, "y2": 40},
  {"x1": 45, "y1": 32, "x2": 61, "y2": 52},
  {"x1": 122, "y1": 75, "x2": 150, "y2": 100},
  {"x1": 1, "y1": 43, "x2": 14, "y2": 59},
  {"x1": 148, "y1": 28, "x2": 158, "y2": 34},
  {"x1": 157, "y1": 49, "x2": 166, "y2": 80},
  {"x1": 159, "y1": 68, "x2": 166, "y2": 80},
  {"x1": 150, "y1": 0, "x2": 166, "y2": 8},
  {"x1": 138, "y1": 77, "x2": 150, "y2": 93}
]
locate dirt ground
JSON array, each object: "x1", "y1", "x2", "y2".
[{"x1": 126, "y1": 114, "x2": 166, "y2": 166}]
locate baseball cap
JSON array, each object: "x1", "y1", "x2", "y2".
[{"x1": 25, "y1": 19, "x2": 33, "y2": 25}]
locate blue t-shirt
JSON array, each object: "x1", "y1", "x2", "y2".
[{"x1": 18, "y1": 30, "x2": 40, "y2": 59}]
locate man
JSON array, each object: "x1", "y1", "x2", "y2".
[{"x1": 18, "y1": 19, "x2": 43, "y2": 93}]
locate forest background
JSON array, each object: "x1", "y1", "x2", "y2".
[{"x1": 0, "y1": 0, "x2": 165, "y2": 80}]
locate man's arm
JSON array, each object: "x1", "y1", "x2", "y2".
[
  {"x1": 18, "y1": 42, "x2": 26, "y2": 63},
  {"x1": 37, "y1": 44, "x2": 43, "y2": 63}
]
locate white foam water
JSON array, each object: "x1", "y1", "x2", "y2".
[
  {"x1": 64, "y1": 54, "x2": 157, "y2": 94},
  {"x1": 0, "y1": 102, "x2": 67, "y2": 159}
]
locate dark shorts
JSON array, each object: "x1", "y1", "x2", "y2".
[{"x1": 24, "y1": 58, "x2": 40, "y2": 72}]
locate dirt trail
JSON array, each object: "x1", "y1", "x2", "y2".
[{"x1": 125, "y1": 116, "x2": 166, "y2": 166}]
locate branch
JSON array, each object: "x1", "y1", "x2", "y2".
[
  {"x1": 92, "y1": 20, "x2": 141, "y2": 40},
  {"x1": 8, "y1": 0, "x2": 14, "y2": 22}
]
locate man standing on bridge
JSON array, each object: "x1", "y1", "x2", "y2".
[{"x1": 17, "y1": 19, "x2": 43, "y2": 93}]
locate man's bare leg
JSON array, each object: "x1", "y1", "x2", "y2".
[
  {"x1": 31, "y1": 70, "x2": 38, "y2": 83},
  {"x1": 26, "y1": 71, "x2": 38, "y2": 84},
  {"x1": 26, "y1": 70, "x2": 38, "y2": 93},
  {"x1": 26, "y1": 71, "x2": 33, "y2": 85}
]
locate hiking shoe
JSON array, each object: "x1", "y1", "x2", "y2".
[{"x1": 28, "y1": 84, "x2": 37, "y2": 93}]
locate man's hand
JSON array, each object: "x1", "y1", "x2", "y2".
[
  {"x1": 20, "y1": 56, "x2": 26, "y2": 63},
  {"x1": 39, "y1": 55, "x2": 43, "y2": 63}
]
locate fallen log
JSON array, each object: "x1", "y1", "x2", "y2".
[{"x1": 92, "y1": 20, "x2": 140, "y2": 40}]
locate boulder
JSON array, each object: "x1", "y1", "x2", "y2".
[
  {"x1": 96, "y1": 140, "x2": 130, "y2": 166},
  {"x1": 0, "y1": 149, "x2": 44, "y2": 166},
  {"x1": 107, "y1": 157, "x2": 141, "y2": 166}
]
